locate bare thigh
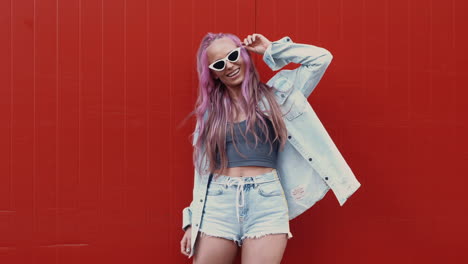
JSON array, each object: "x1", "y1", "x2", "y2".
[
  {"x1": 193, "y1": 231, "x2": 239, "y2": 264},
  {"x1": 241, "y1": 234, "x2": 288, "y2": 264}
]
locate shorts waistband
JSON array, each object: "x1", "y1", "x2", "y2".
[{"x1": 210, "y1": 169, "x2": 279, "y2": 185}]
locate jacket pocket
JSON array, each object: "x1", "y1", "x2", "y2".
[
  {"x1": 284, "y1": 89, "x2": 308, "y2": 121},
  {"x1": 273, "y1": 77, "x2": 295, "y2": 105}
]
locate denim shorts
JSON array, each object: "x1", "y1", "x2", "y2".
[{"x1": 199, "y1": 168, "x2": 293, "y2": 246}]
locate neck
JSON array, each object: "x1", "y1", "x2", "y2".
[{"x1": 227, "y1": 86, "x2": 242, "y2": 102}]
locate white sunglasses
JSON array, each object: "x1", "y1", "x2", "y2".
[{"x1": 208, "y1": 47, "x2": 241, "y2": 71}]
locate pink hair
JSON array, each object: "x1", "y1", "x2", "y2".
[{"x1": 190, "y1": 32, "x2": 288, "y2": 177}]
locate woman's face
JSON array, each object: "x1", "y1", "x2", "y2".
[{"x1": 206, "y1": 37, "x2": 245, "y2": 90}]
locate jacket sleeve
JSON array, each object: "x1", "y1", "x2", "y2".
[
  {"x1": 182, "y1": 200, "x2": 194, "y2": 231},
  {"x1": 262, "y1": 36, "x2": 333, "y2": 99}
]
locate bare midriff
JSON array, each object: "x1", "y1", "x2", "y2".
[{"x1": 212, "y1": 166, "x2": 275, "y2": 177}]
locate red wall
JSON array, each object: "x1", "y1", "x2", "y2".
[{"x1": 1, "y1": 0, "x2": 467, "y2": 263}]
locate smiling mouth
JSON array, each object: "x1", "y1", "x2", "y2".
[{"x1": 227, "y1": 68, "x2": 240, "y2": 77}]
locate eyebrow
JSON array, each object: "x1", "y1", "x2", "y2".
[
  {"x1": 224, "y1": 48, "x2": 235, "y2": 56},
  {"x1": 214, "y1": 48, "x2": 237, "y2": 61}
]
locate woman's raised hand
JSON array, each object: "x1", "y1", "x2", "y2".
[{"x1": 242, "y1": 33, "x2": 271, "y2": 55}]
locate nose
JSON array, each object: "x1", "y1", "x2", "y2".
[{"x1": 225, "y1": 60, "x2": 236, "y2": 70}]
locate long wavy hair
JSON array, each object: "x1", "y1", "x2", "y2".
[{"x1": 191, "y1": 32, "x2": 288, "y2": 178}]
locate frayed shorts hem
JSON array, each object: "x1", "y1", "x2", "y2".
[
  {"x1": 199, "y1": 228, "x2": 293, "y2": 247},
  {"x1": 199, "y1": 229, "x2": 242, "y2": 247},
  {"x1": 241, "y1": 231, "x2": 293, "y2": 242}
]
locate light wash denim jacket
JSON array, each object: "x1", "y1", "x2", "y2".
[{"x1": 182, "y1": 36, "x2": 361, "y2": 258}]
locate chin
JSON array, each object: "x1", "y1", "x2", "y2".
[
  {"x1": 235, "y1": 72, "x2": 245, "y2": 84},
  {"x1": 233, "y1": 78, "x2": 244, "y2": 87}
]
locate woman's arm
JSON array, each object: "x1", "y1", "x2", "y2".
[{"x1": 263, "y1": 36, "x2": 333, "y2": 99}]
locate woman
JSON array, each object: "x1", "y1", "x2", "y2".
[{"x1": 180, "y1": 33, "x2": 361, "y2": 263}]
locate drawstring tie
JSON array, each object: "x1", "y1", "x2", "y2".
[{"x1": 226, "y1": 177, "x2": 247, "y2": 223}]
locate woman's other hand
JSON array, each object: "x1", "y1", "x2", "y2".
[
  {"x1": 242, "y1": 33, "x2": 271, "y2": 55},
  {"x1": 180, "y1": 226, "x2": 192, "y2": 257}
]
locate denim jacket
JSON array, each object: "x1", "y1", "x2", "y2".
[{"x1": 182, "y1": 36, "x2": 361, "y2": 258}]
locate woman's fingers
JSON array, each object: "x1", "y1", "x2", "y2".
[
  {"x1": 180, "y1": 233, "x2": 192, "y2": 257},
  {"x1": 244, "y1": 34, "x2": 265, "y2": 46},
  {"x1": 185, "y1": 235, "x2": 191, "y2": 256},
  {"x1": 180, "y1": 238, "x2": 186, "y2": 255},
  {"x1": 244, "y1": 34, "x2": 256, "y2": 46},
  {"x1": 242, "y1": 33, "x2": 270, "y2": 55},
  {"x1": 244, "y1": 36, "x2": 251, "y2": 46},
  {"x1": 180, "y1": 235, "x2": 190, "y2": 257},
  {"x1": 180, "y1": 237, "x2": 187, "y2": 256}
]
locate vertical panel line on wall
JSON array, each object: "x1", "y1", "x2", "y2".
[
  {"x1": 146, "y1": 0, "x2": 150, "y2": 225},
  {"x1": 100, "y1": 0, "x2": 104, "y2": 241},
  {"x1": 385, "y1": 0, "x2": 388, "y2": 113},
  {"x1": 191, "y1": 0, "x2": 196, "y2": 100},
  {"x1": 33, "y1": 0, "x2": 37, "y2": 247},
  {"x1": 78, "y1": 0, "x2": 82, "y2": 187},
  {"x1": 429, "y1": 0, "x2": 433, "y2": 109},
  {"x1": 451, "y1": 0, "x2": 456, "y2": 124},
  {"x1": 9, "y1": 0, "x2": 13, "y2": 213},
  {"x1": 255, "y1": 0, "x2": 257, "y2": 34},
  {"x1": 124, "y1": 0, "x2": 128, "y2": 209},
  {"x1": 169, "y1": 0, "x2": 174, "y2": 259},
  {"x1": 407, "y1": 0, "x2": 411, "y2": 145},
  {"x1": 340, "y1": 0, "x2": 343, "y2": 41},
  {"x1": 55, "y1": 0, "x2": 60, "y2": 261}
]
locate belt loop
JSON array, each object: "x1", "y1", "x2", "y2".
[{"x1": 252, "y1": 176, "x2": 258, "y2": 189}]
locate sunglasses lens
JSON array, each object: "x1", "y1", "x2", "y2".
[
  {"x1": 212, "y1": 61, "x2": 225, "y2": 70},
  {"x1": 228, "y1": 50, "x2": 239, "y2": 62}
]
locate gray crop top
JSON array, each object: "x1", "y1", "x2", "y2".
[{"x1": 215, "y1": 118, "x2": 279, "y2": 169}]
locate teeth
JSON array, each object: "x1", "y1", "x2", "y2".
[
  {"x1": 228, "y1": 70, "x2": 238, "y2": 77},
  {"x1": 228, "y1": 69, "x2": 240, "y2": 77}
]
